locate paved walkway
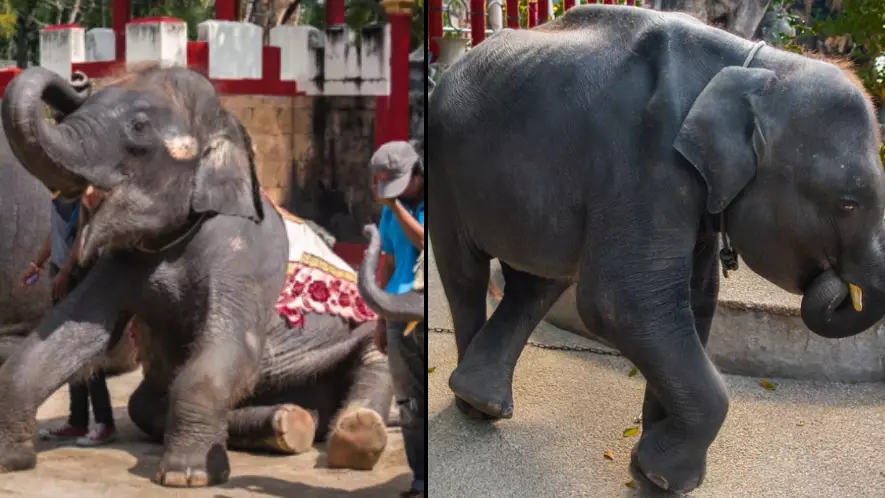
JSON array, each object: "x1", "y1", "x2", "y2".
[
  {"x1": 3, "y1": 371, "x2": 409, "y2": 497},
  {"x1": 428, "y1": 244, "x2": 885, "y2": 497}
]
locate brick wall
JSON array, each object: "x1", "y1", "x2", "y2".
[{"x1": 221, "y1": 94, "x2": 378, "y2": 243}]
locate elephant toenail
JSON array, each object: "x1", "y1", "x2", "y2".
[{"x1": 646, "y1": 473, "x2": 669, "y2": 491}]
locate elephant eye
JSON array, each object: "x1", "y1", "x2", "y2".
[
  {"x1": 131, "y1": 112, "x2": 149, "y2": 133},
  {"x1": 839, "y1": 198, "x2": 859, "y2": 212}
]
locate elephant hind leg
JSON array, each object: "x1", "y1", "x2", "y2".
[
  {"x1": 429, "y1": 223, "x2": 492, "y2": 419},
  {"x1": 131, "y1": 380, "x2": 318, "y2": 455},
  {"x1": 449, "y1": 264, "x2": 567, "y2": 420},
  {"x1": 326, "y1": 334, "x2": 393, "y2": 471},
  {"x1": 227, "y1": 404, "x2": 317, "y2": 455}
]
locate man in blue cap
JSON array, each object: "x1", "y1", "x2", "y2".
[{"x1": 369, "y1": 140, "x2": 425, "y2": 498}]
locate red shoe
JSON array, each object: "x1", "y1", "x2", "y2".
[
  {"x1": 76, "y1": 423, "x2": 117, "y2": 447},
  {"x1": 37, "y1": 423, "x2": 88, "y2": 440}
]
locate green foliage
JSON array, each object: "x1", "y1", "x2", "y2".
[{"x1": 772, "y1": 0, "x2": 885, "y2": 104}]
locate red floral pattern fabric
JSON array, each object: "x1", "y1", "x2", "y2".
[{"x1": 275, "y1": 263, "x2": 377, "y2": 328}]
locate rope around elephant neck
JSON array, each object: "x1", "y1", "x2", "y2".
[
  {"x1": 718, "y1": 41, "x2": 768, "y2": 279},
  {"x1": 134, "y1": 213, "x2": 209, "y2": 254}
]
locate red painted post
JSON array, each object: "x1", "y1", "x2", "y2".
[
  {"x1": 327, "y1": 0, "x2": 345, "y2": 26},
  {"x1": 215, "y1": 0, "x2": 238, "y2": 20},
  {"x1": 563, "y1": 0, "x2": 575, "y2": 12},
  {"x1": 429, "y1": 0, "x2": 443, "y2": 61},
  {"x1": 538, "y1": 0, "x2": 549, "y2": 24},
  {"x1": 386, "y1": 8, "x2": 411, "y2": 141},
  {"x1": 506, "y1": 0, "x2": 519, "y2": 28},
  {"x1": 470, "y1": 0, "x2": 485, "y2": 44},
  {"x1": 527, "y1": 0, "x2": 537, "y2": 27},
  {"x1": 112, "y1": 0, "x2": 130, "y2": 61}
]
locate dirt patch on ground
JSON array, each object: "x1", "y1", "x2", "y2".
[{"x1": 3, "y1": 370, "x2": 410, "y2": 497}]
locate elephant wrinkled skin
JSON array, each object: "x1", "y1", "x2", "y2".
[
  {"x1": 0, "y1": 65, "x2": 393, "y2": 487},
  {"x1": 429, "y1": 5, "x2": 885, "y2": 494}
]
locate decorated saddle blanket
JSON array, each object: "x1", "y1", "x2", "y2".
[{"x1": 264, "y1": 193, "x2": 377, "y2": 328}]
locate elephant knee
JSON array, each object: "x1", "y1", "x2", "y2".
[
  {"x1": 687, "y1": 377, "x2": 729, "y2": 439},
  {"x1": 128, "y1": 386, "x2": 164, "y2": 439}
]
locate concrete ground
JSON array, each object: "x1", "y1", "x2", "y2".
[
  {"x1": 4, "y1": 371, "x2": 410, "y2": 498},
  {"x1": 429, "y1": 244, "x2": 885, "y2": 497}
]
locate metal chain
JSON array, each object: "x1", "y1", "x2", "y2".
[{"x1": 428, "y1": 327, "x2": 622, "y2": 357}]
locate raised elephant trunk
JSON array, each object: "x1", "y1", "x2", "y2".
[
  {"x1": 0, "y1": 67, "x2": 92, "y2": 196},
  {"x1": 358, "y1": 224, "x2": 424, "y2": 323},
  {"x1": 800, "y1": 269, "x2": 885, "y2": 338}
]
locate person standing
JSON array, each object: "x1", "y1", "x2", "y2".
[
  {"x1": 368, "y1": 140, "x2": 426, "y2": 498},
  {"x1": 20, "y1": 187, "x2": 117, "y2": 446}
]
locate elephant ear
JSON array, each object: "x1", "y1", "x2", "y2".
[
  {"x1": 190, "y1": 112, "x2": 264, "y2": 222},
  {"x1": 674, "y1": 66, "x2": 777, "y2": 214}
]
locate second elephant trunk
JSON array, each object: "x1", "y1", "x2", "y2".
[
  {"x1": 358, "y1": 225, "x2": 424, "y2": 323},
  {"x1": 800, "y1": 269, "x2": 885, "y2": 339}
]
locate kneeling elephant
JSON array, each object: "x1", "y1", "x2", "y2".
[{"x1": 0, "y1": 64, "x2": 393, "y2": 487}]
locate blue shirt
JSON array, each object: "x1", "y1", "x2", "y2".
[
  {"x1": 379, "y1": 201, "x2": 425, "y2": 295},
  {"x1": 49, "y1": 197, "x2": 80, "y2": 268}
]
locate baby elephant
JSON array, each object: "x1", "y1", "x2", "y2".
[
  {"x1": 430, "y1": 4, "x2": 885, "y2": 494},
  {"x1": 0, "y1": 64, "x2": 392, "y2": 487}
]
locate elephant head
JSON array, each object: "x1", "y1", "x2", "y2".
[
  {"x1": 1, "y1": 65, "x2": 263, "y2": 265},
  {"x1": 357, "y1": 224, "x2": 424, "y2": 322},
  {"x1": 674, "y1": 62, "x2": 885, "y2": 339}
]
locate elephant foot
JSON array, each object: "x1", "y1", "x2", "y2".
[
  {"x1": 448, "y1": 363, "x2": 514, "y2": 419},
  {"x1": 326, "y1": 407, "x2": 388, "y2": 470},
  {"x1": 155, "y1": 442, "x2": 230, "y2": 488},
  {"x1": 454, "y1": 397, "x2": 502, "y2": 421},
  {"x1": 629, "y1": 432, "x2": 707, "y2": 494},
  {"x1": 266, "y1": 404, "x2": 316, "y2": 454},
  {"x1": 0, "y1": 440, "x2": 36, "y2": 473}
]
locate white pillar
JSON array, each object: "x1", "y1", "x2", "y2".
[
  {"x1": 356, "y1": 24, "x2": 391, "y2": 96},
  {"x1": 85, "y1": 27, "x2": 116, "y2": 62},
  {"x1": 126, "y1": 18, "x2": 188, "y2": 68},
  {"x1": 197, "y1": 20, "x2": 262, "y2": 79},
  {"x1": 270, "y1": 24, "x2": 322, "y2": 94},
  {"x1": 39, "y1": 26, "x2": 86, "y2": 81},
  {"x1": 324, "y1": 24, "x2": 390, "y2": 96}
]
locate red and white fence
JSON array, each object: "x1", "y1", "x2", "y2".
[{"x1": 34, "y1": 18, "x2": 389, "y2": 97}]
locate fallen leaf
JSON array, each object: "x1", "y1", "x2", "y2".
[
  {"x1": 623, "y1": 426, "x2": 640, "y2": 437},
  {"x1": 625, "y1": 480, "x2": 638, "y2": 489},
  {"x1": 851, "y1": 380, "x2": 858, "y2": 385},
  {"x1": 797, "y1": 420, "x2": 805, "y2": 426},
  {"x1": 760, "y1": 378, "x2": 777, "y2": 391},
  {"x1": 628, "y1": 366, "x2": 639, "y2": 377},
  {"x1": 428, "y1": 367, "x2": 436, "y2": 374},
  {"x1": 603, "y1": 450, "x2": 614, "y2": 461}
]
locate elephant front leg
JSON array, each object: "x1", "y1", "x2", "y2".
[
  {"x1": 157, "y1": 326, "x2": 262, "y2": 488},
  {"x1": 577, "y1": 234, "x2": 727, "y2": 495},
  {"x1": 640, "y1": 233, "x2": 720, "y2": 433},
  {"x1": 0, "y1": 260, "x2": 124, "y2": 472}
]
